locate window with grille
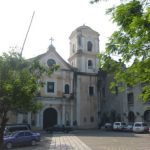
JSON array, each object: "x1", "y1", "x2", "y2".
[
  {"x1": 127, "y1": 93, "x2": 134, "y2": 105},
  {"x1": 47, "y1": 82, "x2": 55, "y2": 93},
  {"x1": 64, "y1": 84, "x2": 69, "y2": 94},
  {"x1": 88, "y1": 60, "x2": 93, "y2": 69}
]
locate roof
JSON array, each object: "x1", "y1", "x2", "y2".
[
  {"x1": 69, "y1": 25, "x2": 99, "y2": 39},
  {"x1": 29, "y1": 45, "x2": 76, "y2": 71}
]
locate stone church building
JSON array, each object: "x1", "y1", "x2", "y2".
[{"x1": 8, "y1": 25, "x2": 150, "y2": 129}]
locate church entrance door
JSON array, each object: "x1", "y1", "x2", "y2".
[{"x1": 43, "y1": 108, "x2": 57, "y2": 129}]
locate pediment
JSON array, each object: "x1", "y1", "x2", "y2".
[{"x1": 38, "y1": 49, "x2": 73, "y2": 71}]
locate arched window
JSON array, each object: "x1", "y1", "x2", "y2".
[
  {"x1": 87, "y1": 41, "x2": 93, "y2": 51},
  {"x1": 88, "y1": 60, "x2": 93, "y2": 69},
  {"x1": 144, "y1": 110, "x2": 150, "y2": 122},
  {"x1": 64, "y1": 84, "x2": 69, "y2": 94},
  {"x1": 128, "y1": 111, "x2": 135, "y2": 122},
  {"x1": 127, "y1": 93, "x2": 134, "y2": 105}
]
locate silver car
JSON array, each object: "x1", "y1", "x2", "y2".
[{"x1": 133, "y1": 122, "x2": 149, "y2": 133}]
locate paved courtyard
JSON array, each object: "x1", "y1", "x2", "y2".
[
  {"x1": 12, "y1": 130, "x2": 150, "y2": 150},
  {"x1": 76, "y1": 130, "x2": 150, "y2": 150}
]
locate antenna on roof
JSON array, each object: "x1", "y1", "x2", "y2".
[{"x1": 20, "y1": 11, "x2": 35, "y2": 58}]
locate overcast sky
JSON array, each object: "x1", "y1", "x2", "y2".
[{"x1": 0, "y1": 0, "x2": 121, "y2": 61}]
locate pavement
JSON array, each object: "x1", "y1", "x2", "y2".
[
  {"x1": 49, "y1": 133, "x2": 92, "y2": 150},
  {"x1": 48, "y1": 130, "x2": 150, "y2": 150}
]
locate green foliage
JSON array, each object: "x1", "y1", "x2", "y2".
[
  {"x1": 98, "y1": 0, "x2": 150, "y2": 101},
  {"x1": 0, "y1": 51, "x2": 58, "y2": 112},
  {"x1": 106, "y1": 0, "x2": 150, "y2": 62},
  {"x1": 0, "y1": 50, "x2": 59, "y2": 147},
  {"x1": 90, "y1": 0, "x2": 100, "y2": 4}
]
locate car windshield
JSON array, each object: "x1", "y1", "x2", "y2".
[
  {"x1": 115, "y1": 123, "x2": 120, "y2": 125},
  {"x1": 142, "y1": 123, "x2": 147, "y2": 126},
  {"x1": 128, "y1": 123, "x2": 133, "y2": 125},
  {"x1": 128, "y1": 124, "x2": 133, "y2": 126},
  {"x1": 105, "y1": 123, "x2": 111, "y2": 125},
  {"x1": 122, "y1": 123, "x2": 126, "y2": 125},
  {"x1": 135, "y1": 124, "x2": 141, "y2": 127},
  {"x1": 7, "y1": 132, "x2": 17, "y2": 137}
]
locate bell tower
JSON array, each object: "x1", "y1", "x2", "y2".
[{"x1": 68, "y1": 25, "x2": 100, "y2": 73}]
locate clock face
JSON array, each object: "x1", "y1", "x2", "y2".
[{"x1": 47, "y1": 59, "x2": 56, "y2": 67}]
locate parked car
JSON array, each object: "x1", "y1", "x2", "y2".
[
  {"x1": 4, "y1": 124, "x2": 31, "y2": 136},
  {"x1": 113, "y1": 122, "x2": 127, "y2": 131},
  {"x1": 4, "y1": 130, "x2": 41, "y2": 149},
  {"x1": 133, "y1": 122, "x2": 149, "y2": 133},
  {"x1": 123, "y1": 123, "x2": 133, "y2": 132},
  {"x1": 104, "y1": 123, "x2": 113, "y2": 130},
  {"x1": 46, "y1": 125, "x2": 65, "y2": 133},
  {"x1": 46, "y1": 124, "x2": 73, "y2": 133}
]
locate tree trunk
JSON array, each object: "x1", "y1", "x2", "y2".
[{"x1": 0, "y1": 111, "x2": 8, "y2": 149}]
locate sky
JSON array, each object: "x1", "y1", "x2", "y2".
[{"x1": 0, "y1": 0, "x2": 121, "y2": 61}]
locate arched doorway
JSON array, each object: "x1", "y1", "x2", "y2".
[
  {"x1": 128, "y1": 111, "x2": 135, "y2": 122},
  {"x1": 43, "y1": 108, "x2": 57, "y2": 129},
  {"x1": 110, "y1": 110, "x2": 116, "y2": 123},
  {"x1": 144, "y1": 110, "x2": 150, "y2": 122}
]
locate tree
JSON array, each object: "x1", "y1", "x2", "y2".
[
  {"x1": 90, "y1": 0, "x2": 150, "y2": 4},
  {"x1": 97, "y1": 0, "x2": 150, "y2": 101},
  {"x1": 0, "y1": 51, "x2": 59, "y2": 149}
]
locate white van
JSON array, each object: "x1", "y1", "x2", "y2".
[{"x1": 113, "y1": 122, "x2": 126, "y2": 131}]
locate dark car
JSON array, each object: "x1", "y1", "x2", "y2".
[
  {"x1": 46, "y1": 125, "x2": 73, "y2": 133},
  {"x1": 46, "y1": 125, "x2": 65, "y2": 133},
  {"x1": 123, "y1": 123, "x2": 133, "y2": 132},
  {"x1": 4, "y1": 124, "x2": 31, "y2": 136},
  {"x1": 4, "y1": 130, "x2": 41, "y2": 149},
  {"x1": 65, "y1": 125, "x2": 74, "y2": 133},
  {"x1": 6, "y1": 123, "x2": 31, "y2": 130},
  {"x1": 104, "y1": 123, "x2": 113, "y2": 130}
]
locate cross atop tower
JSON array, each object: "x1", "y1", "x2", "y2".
[{"x1": 49, "y1": 37, "x2": 54, "y2": 45}]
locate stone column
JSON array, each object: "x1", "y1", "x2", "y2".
[
  {"x1": 17, "y1": 113, "x2": 23, "y2": 123},
  {"x1": 36, "y1": 113, "x2": 40, "y2": 128},
  {"x1": 76, "y1": 76, "x2": 80, "y2": 126},
  {"x1": 27, "y1": 112, "x2": 31, "y2": 125},
  {"x1": 62, "y1": 105, "x2": 65, "y2": 125},
  {"x1": 70, "y1": 103, "x2": 73, "y2": 126}
]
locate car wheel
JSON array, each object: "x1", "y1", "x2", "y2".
[
  {"x1": 31, "y1": 140, "x2": 36, "y2": 146},
  {"x1": 6, "y1": 142, "x2": 12, "y2": 149}
]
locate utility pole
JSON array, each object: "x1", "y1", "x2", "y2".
[{"x1": 20, "y1": 11, "x2": 35, "y2": 58}]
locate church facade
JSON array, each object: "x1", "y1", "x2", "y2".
[
  {"x1": 33, "y1": 25, "x2": 100, "y2": 129},
  {"x1": 8, "y1": 25, "x2": 150, "y2": 129}
]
